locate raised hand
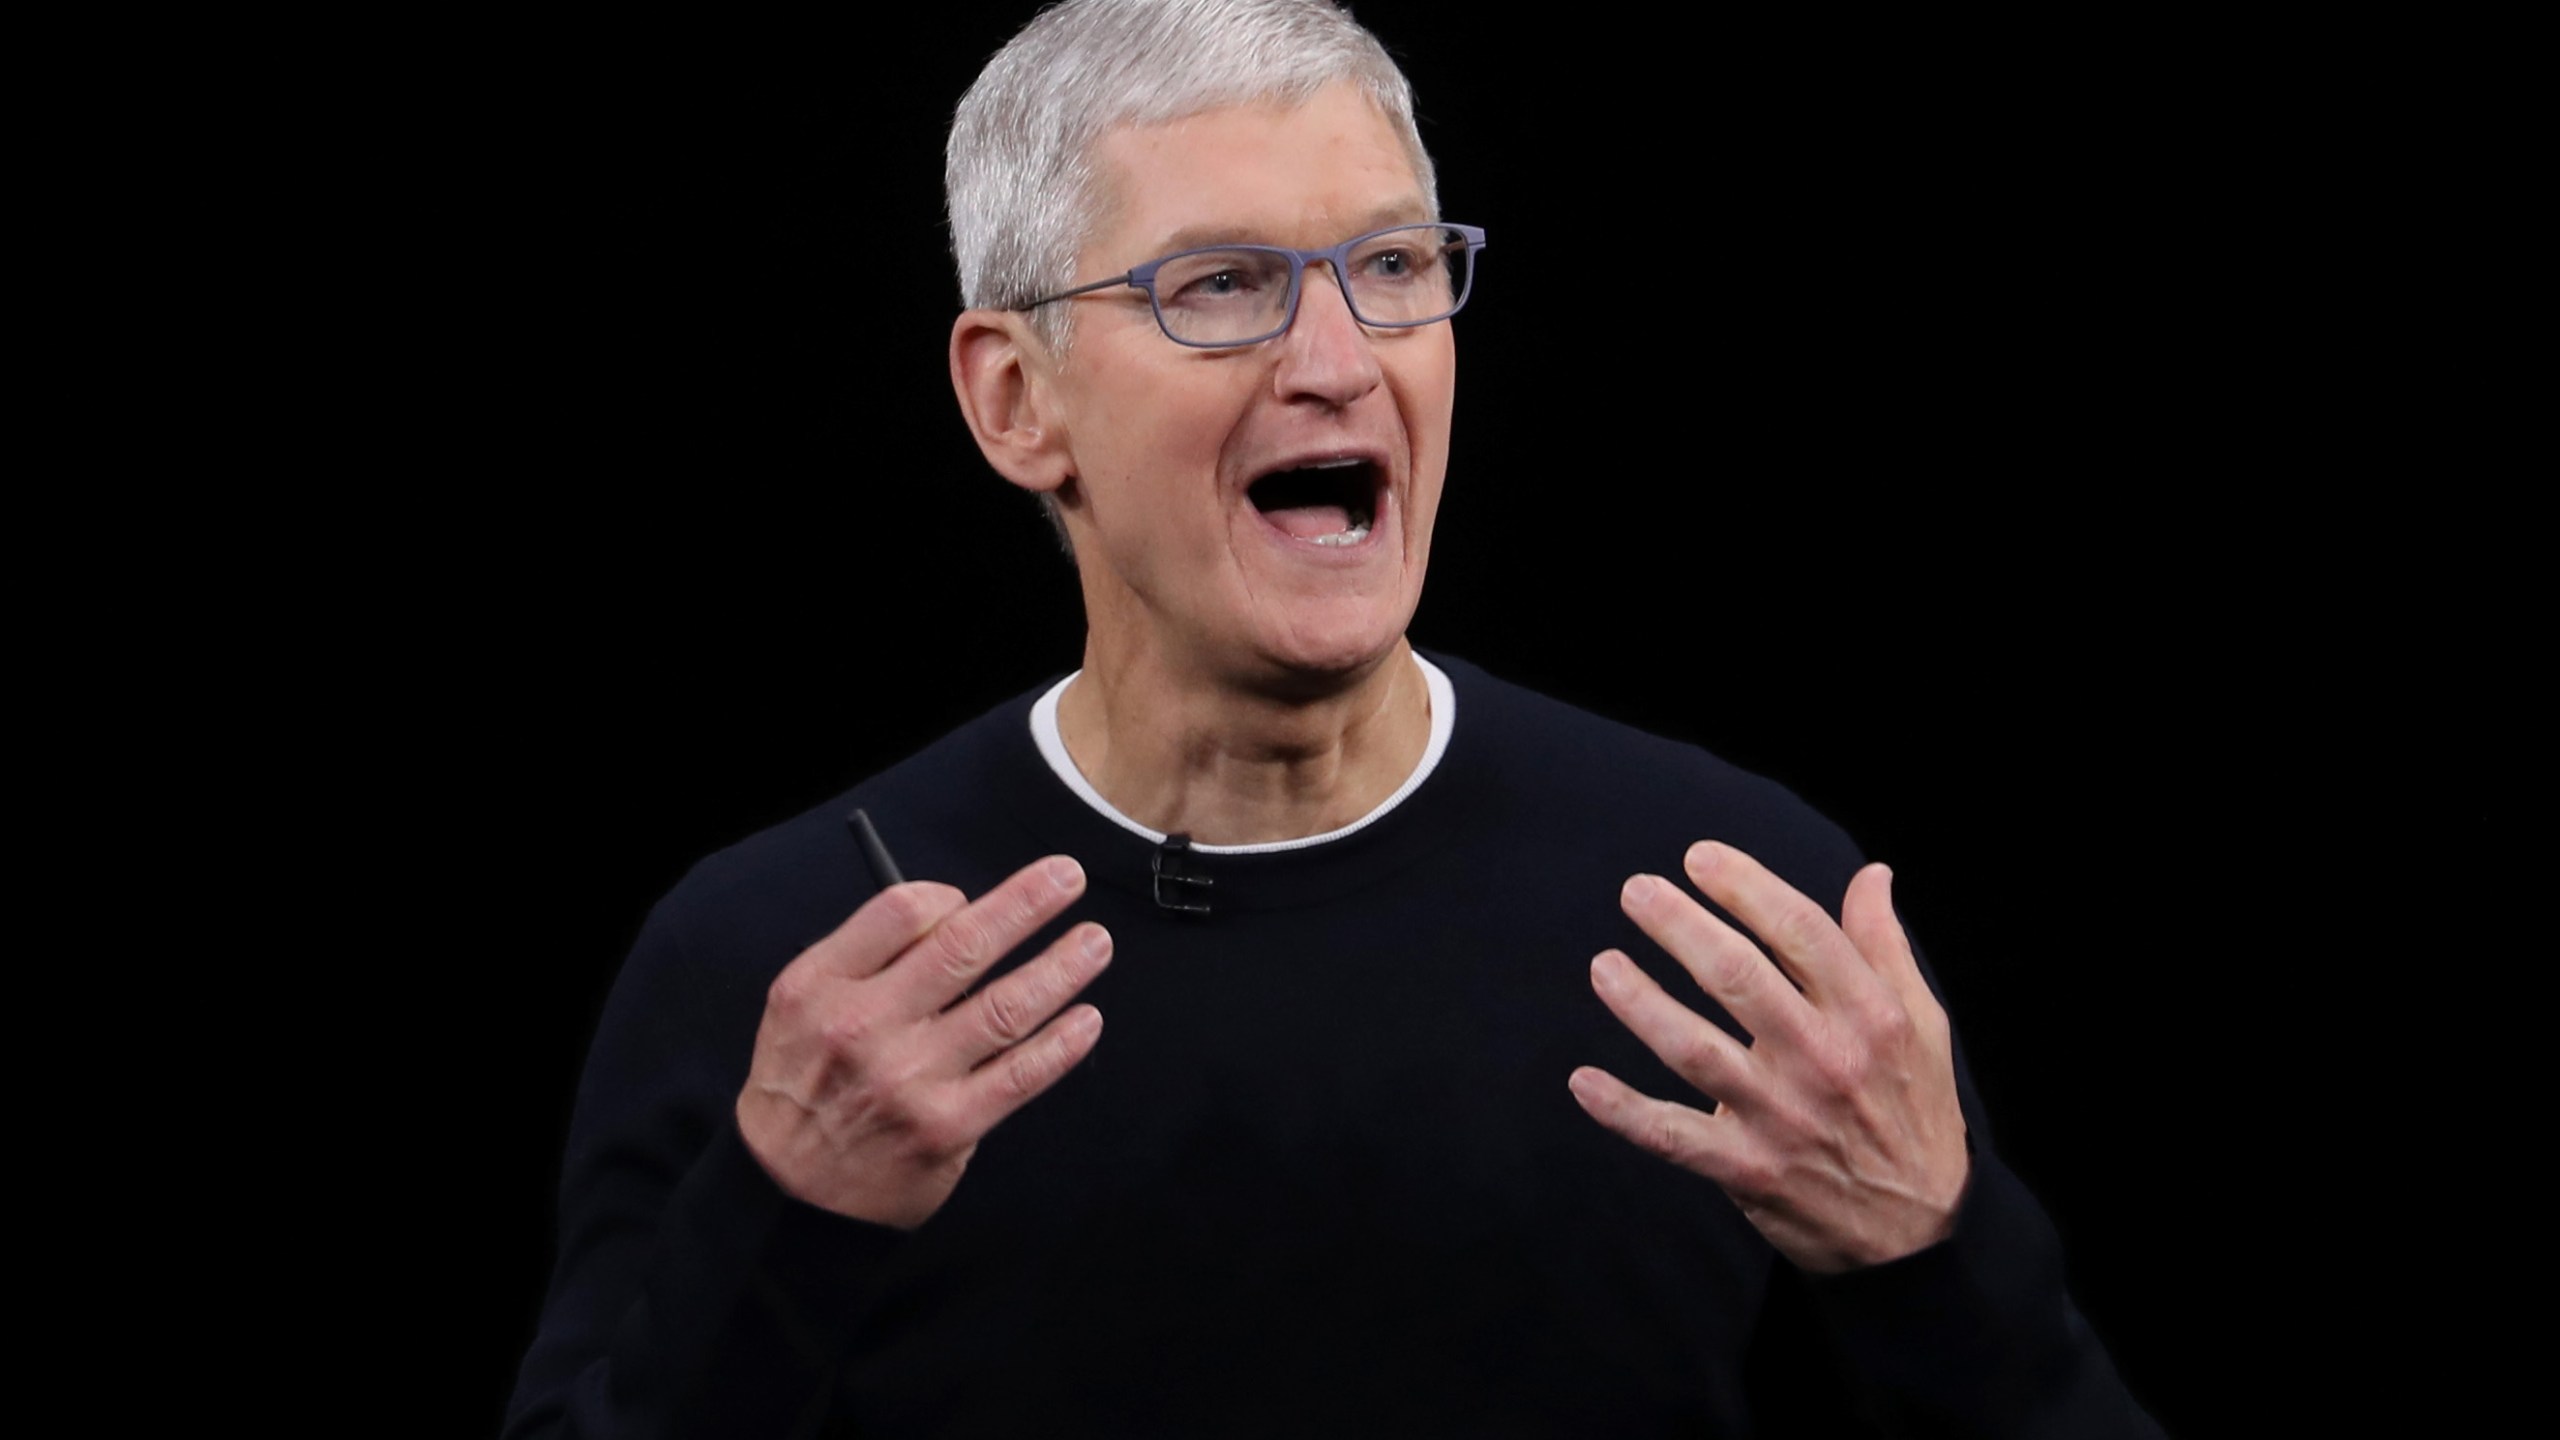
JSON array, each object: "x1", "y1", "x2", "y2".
[
  {"x1": 1569, "y1": 842, "x2": 1969, "y2": 1273},
  {"x1": 736, "y1": 855, "x2": 1111, "y2": 1229}
]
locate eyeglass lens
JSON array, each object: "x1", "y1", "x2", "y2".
[{"x1": 1151, "y1": 225, "x2": 1474, "y2": 345}]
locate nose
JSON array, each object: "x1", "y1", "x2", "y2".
[{"x1": 1271, "y1": 259, "x2": 1383, "y2": 408}]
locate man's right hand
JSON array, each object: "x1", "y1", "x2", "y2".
[{"x1": 736, "y1": 855, "x2": 1110, "y2": 1229}]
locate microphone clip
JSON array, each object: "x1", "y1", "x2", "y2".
[{"x1": 1151, "y1": 833, "x2": 1214, "y2": 916}]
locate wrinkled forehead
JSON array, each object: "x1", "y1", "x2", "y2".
[{"x1": 1078, "y1": 86, "x2": 1432, "y2": 263}]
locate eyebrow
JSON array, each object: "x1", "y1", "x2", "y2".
[{"x1": 1150, "y1": 202, "x2": 1435, "y2": 258}]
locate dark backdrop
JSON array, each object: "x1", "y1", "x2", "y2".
[{"x1": 384, "y1": 6, "x2": 2442, "y2": 1434}]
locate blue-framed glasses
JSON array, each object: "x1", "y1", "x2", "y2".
[{"x1": 1013, "y1": 222, "x2": 1485, "y2": 348}]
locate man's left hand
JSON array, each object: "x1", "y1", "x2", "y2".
[{"x1": 1569, "y1": 842, "x2": 1970, "y2": 1273}]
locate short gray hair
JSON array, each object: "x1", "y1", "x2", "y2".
[{"x1": 946, "y1": 0, "x2": 1439, "y2": 348}]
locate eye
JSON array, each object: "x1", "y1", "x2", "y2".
[
  {"x1": 1187, "y1": 269, "x2": 1254, "y2": 298},
  {"x1": 1353, "y1": 244, "x2": 1438, "y2": 286},
  {"x1": 1157, "y1": 250, "x2": 1284, "y2": 309}
]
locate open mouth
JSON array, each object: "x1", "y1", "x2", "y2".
[{"x1": 1246, "y1": 458, "x2": 1379, "y2": 547}]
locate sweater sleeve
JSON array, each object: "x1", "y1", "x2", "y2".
[
  {"x1": 1765, "y1": 892, "x2": 2163, "y2": 1437},
  {"x1": 502, "y1": 893, "x2": 907, "y2": 1440},
  {"x1": 1802, "y1": 1148, "x2": 2165, "y2": 1439}
]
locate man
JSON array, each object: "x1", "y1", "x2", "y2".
[{"x1": 507, "y1": 2, "x2": 2159, "y2": 1434}]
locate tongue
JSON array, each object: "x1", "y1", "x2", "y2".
[{"x1": 1266, "y1": 504, "x2": 1353, "y2": 539}]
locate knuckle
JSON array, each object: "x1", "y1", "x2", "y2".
[
  {"x1": 863, "y1": 1059, "x2": 932, "y2": 1115},
  {"x1": 1641, "y1": 1111, "x2": 1684, "y2": 1162},
  {"x1": 1668, "y1": 1029, "x2": 1725, "y2": 1081},
  {"x1": 1812, "y1": 1032, "x2": 1872, "y2": 1091},
  {"x1": 1000, "y1": 1042, "x2": 1062, "y2": 1104},
  {"x1": 819, "y1": 1006, "x2": 881, "y2": 1053},
  {"x1": 1724, "y1": 1149, "x2": 1779, "y2": 1201},
  {"x1": 1707, "y1": 947, "x2": 1763, "y2": 997},
  {"x1": 972, "y1": 1005, "x2": 1094, "y2": 1122},
  {"x1": 905, "y1": 1093, "x2": 969, "y2": 1154},
  {"x1": 1002, "y1": 879, "x2": 1053, "y2": 932},
  {"x1": 766, "y1": 967, "x2": 813, "y2": 1015},
  {"x1": 932, "y1": 910, "x2": 997, "y2": 974},
  {"x1": 873, "y1": 883, "x2": 941, "y2": 935},
  {"x1": 979, "y1": 984, "x2": 1033, "y2": 1046},
  {"x1": 1768, "y1": 900, "x2": 1831, "y2": 958}
]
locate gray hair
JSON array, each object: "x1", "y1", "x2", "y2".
[{"x1": 946, "y1": 0, "x2": 1439, "y2": 350}]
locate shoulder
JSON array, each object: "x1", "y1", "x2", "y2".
[
  {"x1": 642, "y1": 679, "x2": 1060, "y2": 979},
  {"x1": 1427, "y1": 651, "x2": 1867, "y2": 909}
]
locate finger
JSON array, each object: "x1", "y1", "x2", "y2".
[
  {"x1": 1681, "y1": 842, "x2": 1883, "y2": 1015},
  {"x1": 1842, "y1": 863, "x2": 1946, "y2": 1031},
  {"x1": 1588, "y1": 949, "x2": 1770, "y2": 1113},
  {"x1": 1619, "y1": 871, "x2": 1819, "y2": 1050},
  {"x1": 882, "y1": 855, "x2": 1088, "y2": 1015},
  {"x1": 940, "y1": 922, "x2": 1115, "y2": 1068},
  {"x1": 802, "y1": 880, "x2": 971, "y2": 983},
  {"x1": 1566, "y1": 1065, "x2": 1749, "y2": 1187},
  {"x1": 954, "y1": 1002, "x2": 1105, "y2": 1132}
]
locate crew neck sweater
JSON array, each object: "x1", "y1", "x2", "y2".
[{"x1": 507, "y1": 654, "x2": 2155, "y2": 1438}]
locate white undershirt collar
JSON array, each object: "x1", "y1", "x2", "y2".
[{"x1": 1029, "y1": 654, "x2": 1456, "y2": 856}]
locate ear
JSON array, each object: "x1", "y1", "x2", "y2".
[{"x1": 950, "y1": 309, "x2": 1073, "y2": 495}]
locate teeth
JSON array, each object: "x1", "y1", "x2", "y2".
[{"x1": 1312, "y1": 520, "x2": 1373, "y2": 547}]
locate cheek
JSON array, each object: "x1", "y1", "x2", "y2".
[
  {"x1": 1397, "y1": 340, "x2": 1458, "y2": 433},
  {"x1": 1101, "y1": 367, "x2": 1246, "y2": 462},
  {"x1": 1398, "y1": 358, "x2": 1458, "y2": 488}
]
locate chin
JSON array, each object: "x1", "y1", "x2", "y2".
[{"x1": 1244, "y1": 604, "x2": 1417, "y2": 692}]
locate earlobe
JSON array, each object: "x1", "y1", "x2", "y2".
[{"x1": 950, "y1": 311, "x2": 1073, "y2": 495}]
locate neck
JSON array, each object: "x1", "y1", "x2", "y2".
[{"x1": 1056, "y1": 640, "x2": 1430, "y2": 847}]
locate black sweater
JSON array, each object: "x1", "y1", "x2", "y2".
[{"x1": 507, "y1": 655, "x2": 2156, "y2": 1437}]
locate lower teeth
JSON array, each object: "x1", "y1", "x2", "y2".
[{"x1": 1312, "y1": 520, "x2": 1372, "y2": 547}]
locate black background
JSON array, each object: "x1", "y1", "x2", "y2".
[{"x1": 361, "y1": 5, "x2": 2487, "y2": 1434}]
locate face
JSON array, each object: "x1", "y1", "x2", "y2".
[{"x1": 1036, "y1": 82, "x2": 1456, "y2": 691}]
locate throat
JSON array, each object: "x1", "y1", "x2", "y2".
[{"x1": 1056, "y1": 648, "x2": 1432, "y2": 845}]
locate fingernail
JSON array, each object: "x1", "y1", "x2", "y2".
[
  {"x1": 1081, "y1": 926, "x2": 1112, "y2": 962},
  {"x1": 1621, "y1": 874, "x2": 1660, "y2": 908},
  {"x1": 1047, "y1": 856, "x2": 1085, "y2": 892},
  {"x1": 1590, "y1": 952, "x2": 1623, "y2": 990},
  {"x1": 1567, "y1": 1068, "x2": 1600, "y2": 1101}
]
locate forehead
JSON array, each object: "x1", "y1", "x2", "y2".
[{"x1": 1083, "y1": 82, "x2": 1430, "y2": 259}]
